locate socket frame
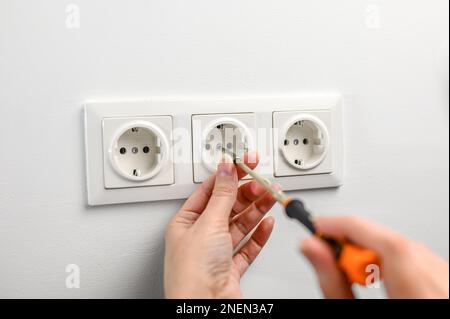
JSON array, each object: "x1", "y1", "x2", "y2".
[{"x1": 84, "y1": 95, "x2": 343, "y2": 205}]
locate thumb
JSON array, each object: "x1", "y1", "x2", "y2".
[
  {"x1": 201, "y1": 161, "x2": 238, "y2": 223},
  {"x1": 301, "y1": 236, "x2": 354, "y2": 299}
]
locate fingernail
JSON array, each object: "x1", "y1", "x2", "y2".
[{"x1": 217, "y1": 162, "x2": 234, "y2": 176}]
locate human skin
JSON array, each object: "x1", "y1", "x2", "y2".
[
  {"x1": 301, "y1": 216, "x2": 449, "y2": 299},
  {"x1": 164, "y1": 152, "x2": 279, "y2": 298},
  {"x1": 164, "y1": 152, "x2": 449, "y2": 299}
]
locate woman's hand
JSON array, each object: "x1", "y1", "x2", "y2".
[
  {"x1": 301, "y1": 216, "x2": 449, "y2": 298},
  {"x1": 164, "y1": 152, "x2": 278, "y2": 298}
]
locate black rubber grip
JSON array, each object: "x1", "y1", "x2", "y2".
[{"x1": 285, "y1": 199, "x2": 316, "y2": 234}]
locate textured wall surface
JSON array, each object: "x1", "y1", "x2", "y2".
[{"x1": 0, "y1": 0, "x2": 448, "y2": 298}]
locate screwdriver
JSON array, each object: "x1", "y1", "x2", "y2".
[{"x1": 223, "y1": 149, "x2": 381, "y2": 286}]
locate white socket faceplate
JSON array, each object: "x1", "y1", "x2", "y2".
[
  {"x1": 102, "y1": 116, "x2": 174, "y2": 189},
  {"x1": 192, "y1": 113, "x2": 257, "y2": 183},
  {"x1": 273, "y1": 111, "x2": 333, "y2": 177},
  {"x1": 281, "y1": 115, "x2": 329, "y2": 170},
  {"x1": 84, "y1": 96, "x2": 343, "y2": 205}
]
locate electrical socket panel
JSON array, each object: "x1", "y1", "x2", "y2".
[
  {"x1": 191, "y1": 113, "x2": 257, "y2": 183},
  {"x1": 84, "y1": 96, "x2": 343, "y2": 205}
]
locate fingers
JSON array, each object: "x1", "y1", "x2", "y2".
[
  {"x1": 177, "y1": 151, "x2": 259, "y2": 217},
  {"x1": 233, "y1": 217, "x2": 274, "y2": 276},
  {"x1": 178, "y1": 174, "x2": 216, "y2": 215},
  {"x1": 301, "y1": 237, "x2": 354, "y2": 299},
  {"x1": 232, "y1": 180, "x2": 267, "y2": 216},
  {"x1": 315, "y1": 216, "x2": 403, "y2": 255},
  {"x1": 200, "y1": 161, "x2": 238, "y2": 223},
  {"x1": 175, "y1": 151, "x2": 259, "y2": 226},
  {"x1": 229, "y1": 184, "x2": 280, "y2": 247},
  {"x1": 236, "y1": 151, "x2": 259, "y2": 179}
]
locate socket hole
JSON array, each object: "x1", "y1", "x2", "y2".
[
  {"x1": 284, "y1": 139, "x2": 289, "y2": 146},
  {"x1": 143, "y1": 146, "x2": 150, "y2": 153},
  {"x1": 119, "y1": 147, "x2": 127, "y2": 155},
  {"x1": 133, "y1": 169, "x2": 141, "y2": 177},
  {"x1": 294, "y1": 159, "x2": 303, "y2": 166},
  {"x1": 303, "y1": 138, "x2": 309, "y2": 145},
  {"x1": 205, "y1": 143, "x2": 211, "y2": 150}
]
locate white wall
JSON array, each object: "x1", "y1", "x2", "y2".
[{"x1": 0, "y1": 0, "x2": 448, "y2": 298}]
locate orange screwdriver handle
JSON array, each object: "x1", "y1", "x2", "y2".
[
  {"x1": 283, "y1": 199, "x2": 382, "y2": 286},
  {"x1": 338, "y1": 243, "x2": 381, "y2": 286}
]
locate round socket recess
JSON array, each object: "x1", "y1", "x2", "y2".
[
  {"x1": 201, "y1": 117, "x2": 254, "y2": 172},
  {"x1": 109, "y1": 121, "x2": 168, "y2": 181},
  {"x1": 281, "y1": 114, "x2": 329, "y2": 170}
]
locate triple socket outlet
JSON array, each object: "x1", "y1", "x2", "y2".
[{"x1": 84, "y1": 95, "x2": 343, "y2": 205}]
